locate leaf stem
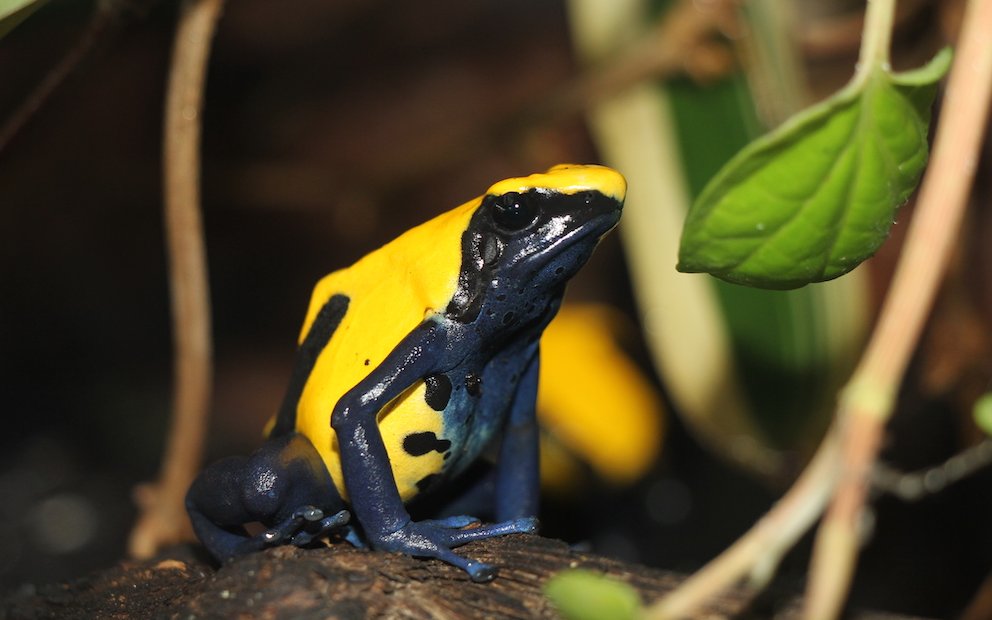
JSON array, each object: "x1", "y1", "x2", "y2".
[{"x1": 855, "y1": 0, "x2": 896, "y2": 83}]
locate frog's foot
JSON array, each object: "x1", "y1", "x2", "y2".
[
  {"x1": 288, "y1": 509, "x2": 351, "y2": 546},
  {"x1": 339, "y1": 525, "x2": 368, "y2": 549},
  {"x1": 421, "y1": 515, "x2": 481, "y2": 529},
  {"x1": 376, "y1": 517, "x2": 538, "y2": 583},
  {"x1": 263, "y1": 506, "x2": 350, "y2": 548}
]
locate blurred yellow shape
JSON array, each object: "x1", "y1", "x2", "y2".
[{"x1": 538, "y1": 303, "x2": 664, "y2": 492}]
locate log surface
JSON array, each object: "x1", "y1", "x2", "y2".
[{"x1": 0, "y1": 535, "x2": 926, "y2": 619}]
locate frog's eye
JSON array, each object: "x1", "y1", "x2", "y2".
[{"x1": 489, "y1": 192, "x2": 538, "y2": 232}]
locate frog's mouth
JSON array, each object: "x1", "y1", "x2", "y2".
[
  {"x1": 526, "y1": 207, "x2": 622, "y2": 285},
  {"x1": 534, "y1": 207, "x2": 621, "y2": 264}
]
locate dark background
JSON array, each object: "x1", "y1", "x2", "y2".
[{"x1": 1, "y1": 1, "x2": 990, "y2": 617}]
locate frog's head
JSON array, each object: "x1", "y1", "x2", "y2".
[{"x1": 447, "y1": 164, "x2": 625, "y2": 323}]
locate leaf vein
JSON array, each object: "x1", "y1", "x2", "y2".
[
  {"x1": 731, "y1": 105, "x2": 862, "y2": 274},
  {"x1": 817, "y1": 85, "x2": 880, "y2": 279}
]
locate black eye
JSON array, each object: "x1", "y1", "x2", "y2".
[{"x1": 489, "y1": 192, "x2": 537, "y2": 231}]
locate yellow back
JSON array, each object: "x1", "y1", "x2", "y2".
[{"x1": 294, "y1": 200, "x2": 477, "y2": 500}]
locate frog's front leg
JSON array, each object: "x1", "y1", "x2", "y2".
[
  {"x1": 332, "y1": 321, "x2": 537, "y2": 583},
  {"x1": 186, "y1": 433, "x2": 351, "y2": 561}
]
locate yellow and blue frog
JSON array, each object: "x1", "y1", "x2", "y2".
[{"x1": 186, "y1": 164, "x2": 626, "y2": 582}]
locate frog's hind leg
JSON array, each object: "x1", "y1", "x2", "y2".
[{"x1": 186, "y1": 433, "x2": 350, "y2": 561}]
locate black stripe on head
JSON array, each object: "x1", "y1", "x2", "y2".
[
  {"x1": 444, "y1": 190, "x2": 547, "y2": 323},
  {"x1": 445, "y1": 202, "x2": 505, "y2": 323},
  {"x1": 445, "y1": 231, "x2": 485, "y2": 321}
]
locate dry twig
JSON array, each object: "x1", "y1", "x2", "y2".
[{"x1": 127, "y1": 0, "x2": 223, "y2": 559}]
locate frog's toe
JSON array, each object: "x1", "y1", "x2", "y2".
[
  {"x1": 444, "y1": 517, "x2": 538, "y2": 544},
  {"x1": 428, "y1": 545, "x2": 498, "y2": 583},
  {"x1": 289, "y1": 509, "x2": 351, "y2": 547},
  {"x1": 464, "y1": 559, "x2": 498, "y2": 583},
  {"x1": 262, "y1": 505, "x2": 325, "y2": 545},
  {"x1": 422, "y1": 515, "x2": 480, "y2": 529},
  {"x1": 512, "y1": 516, "x2": 539, "y2": 534},
  {"x1": 322, "y1": 509, "x2": 351, "y2": 529}
]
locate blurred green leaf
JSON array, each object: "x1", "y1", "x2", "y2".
[
  {"x1": 0, "y1": 0, "x2": 46, "y2": 39},
  {"x1": 678, "y1": 48, "x2": 951, "y2": 289},
  {"x1": 974, "y1": 393, "x2": 992, "y2": 437},
  {"x1": 545, "y1": 570, "x2": 642, "y2": 620},
  {"x1": 570, "y1": 0, "x2": 872, "y2": 473}
]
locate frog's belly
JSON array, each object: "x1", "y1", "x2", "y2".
[
  {"x1": 438, "y1": 391, "x2": 504, "y2": 476},
  {"x1": 385, "y1": 379, "x2": 505, "y2": 500}
]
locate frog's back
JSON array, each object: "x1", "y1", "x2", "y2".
[{"x1": 291, "y1": 201, "x2": 477, "y2": 501}]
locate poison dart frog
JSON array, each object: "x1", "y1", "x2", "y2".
[{"x1": 186, "y1": 164, "x2": 626, "y2": 582}]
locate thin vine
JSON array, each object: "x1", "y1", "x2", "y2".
[{"x1": 127, "y1": 0, "x2": 223, "y2": 559}]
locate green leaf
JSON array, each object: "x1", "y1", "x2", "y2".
[
  {"x1": 975, "y1": 393, "x2": 992, "y2": 437},
  {"x1": 0, "y1": 0, "x2": 47, "y2": 40},
  {"x1": 545, "y1": 570, "x2": 642, "y2": 620},
  {"x1": 677, "y1": 48, "x2": 952, "y2": 289}
]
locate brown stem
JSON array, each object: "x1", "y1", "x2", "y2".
[
  {"x1": 649, "y1": 0, "x2": 992, "y2": 616},
  {"x1": 127, "y1": 0, "x2": 222, "y2": 559},
  {"x1": 873, "y1": 439, "x2": 992, "y2": 500},
  {"x1": 645, "y1": 424, "x2": 842, "y2": 618},
  {"x1": 805, "y1": 0, "x2": 992, "y2": 616}
]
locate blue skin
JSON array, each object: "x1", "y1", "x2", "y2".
[{"x1": 186, "y1": 188, "x2": 622, "y2": 582}]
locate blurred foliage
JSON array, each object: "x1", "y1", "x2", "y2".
[
  {"x1": 0, "y1": 0, "x2": 45, "y2": 39},
  {"x1": 975, "y1": 393, "x2": 992, "y2": 438},
  {"x1": 570, "y1": 0, "x2": 870, "y2": 476},
  {"x1": 545, "y1": 569, "x2": 642, "y2": 620}
]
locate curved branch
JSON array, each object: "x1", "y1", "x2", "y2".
[{"x1": 128, "y1": 0, "x2": 223, "y2": 559}]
